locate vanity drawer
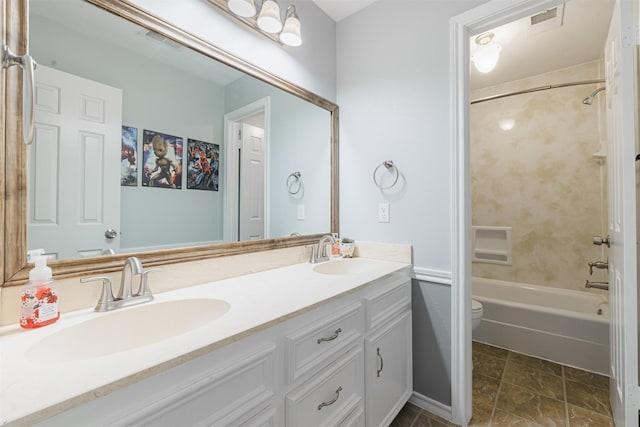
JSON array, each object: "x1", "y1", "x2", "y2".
[
  {"x1": 285, "y1": 302, "x2": 364, "y2": 383},
  {"x1": 285, "y1": 345, "x2": 364, "y2": 427},
  {"x1": 365, "y1": 279, "x2": 411, "y2": 330}
]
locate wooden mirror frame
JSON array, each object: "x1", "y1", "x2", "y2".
[{"x1": 1, "y1": 0, "x2": 339, "y2": 287}]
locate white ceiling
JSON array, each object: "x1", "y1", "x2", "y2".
[{"x1": 471, "y1": 0, "x2": 614, "y2": 89}]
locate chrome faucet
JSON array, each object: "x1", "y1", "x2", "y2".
[
  {"x1": 587, "y1": 260, "x2": 608, "y2": 275},
  {"x1": 80, "y1": 257, "x2": 162, "y2": 312},
  {"x1": 309, "y1": 234, "x2": 336, "y2": 263},
  {"x1": 118, "y1": 256, "x2": 143, "y2": 300},
  {"x1": 585, "y1": 280, "x2": 609, "y2": 291}
]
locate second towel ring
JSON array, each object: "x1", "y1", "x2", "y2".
[
  {"x1": 287, "y1": 171, "x2": 302, "y2": 194},
  {"x1": 373, "y1": 161, "x2": 399, "y2": 190}
]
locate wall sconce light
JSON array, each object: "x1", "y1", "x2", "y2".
[
  {"x1": 471, "y1": 32, "x2": 502, "y2": 73},
  {"x1": 208, "y1": 0, "x2": 302, "y2": 47}
]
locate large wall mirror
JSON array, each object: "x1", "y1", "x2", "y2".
[{"x1": 1, "y1": 0, "x2": 338, "y2": 286}]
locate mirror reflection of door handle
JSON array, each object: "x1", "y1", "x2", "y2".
[
  {"x1": 105, "y1": 229, "x2": 118, "y2": 239},
  {"x1": 2, "y1": 44, "x2": 36, "y2": 145}
]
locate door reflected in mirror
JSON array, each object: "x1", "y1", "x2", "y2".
[{"x1": 27, "y1": 0, "x2": 332, "y2": 261}]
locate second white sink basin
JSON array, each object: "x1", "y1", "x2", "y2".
[
  {"x1": 312, "y1": 258, "x2": 380, "y2": 275},
  {"x1": 25, "y1": 298, "x2": 230, "y2": 363}
]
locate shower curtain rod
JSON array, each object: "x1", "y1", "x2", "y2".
[{"x1": 470, "y1": 79, "x2": 605, "y2": 105}]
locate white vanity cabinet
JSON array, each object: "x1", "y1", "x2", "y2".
[
  {"x1": 34, "y1": 267, "x2": 411, "y2": 427},
  {"x1": 364, "y1": 278, "x2": 413, "y2": 427}
]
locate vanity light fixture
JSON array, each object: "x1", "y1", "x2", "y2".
[
  {"x1": 227, "y1": 0, "x2": 257, "y2": 17},
  {"x1": 471, "y1": 32, "x2": 502, "y2": 73},
  {"x1": 211, "y1": 0, "x2": 302, "y2": 47}
]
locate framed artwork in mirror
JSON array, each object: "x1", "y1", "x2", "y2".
[
  {"x1": 121, "y1": 125, "x2": 138, "y2": 187},
  {"x1": 142, "y1": 130, "x2": 183, "y2": 189},
  {"x1": 187, "y1": 139, "x2": 220, "y2": 191}
]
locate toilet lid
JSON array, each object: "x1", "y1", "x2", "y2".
[{"x1": 472, "y1": 299, "x2": 483, "y2": 312}]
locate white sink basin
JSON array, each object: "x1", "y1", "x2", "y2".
[
  {"x1": 312, "y1": 259, "x2": 379, "y2": 275},
  {"x1": 25, "y1": 298, "x2": 230, "y2": 362}
]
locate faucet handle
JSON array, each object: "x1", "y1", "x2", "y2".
[
  {"x1": 80, "y1": 276, "x2": 114, "y2": 312},
  {"x1": 138, "y1": 267, "x2": 162, "y2": 296}
]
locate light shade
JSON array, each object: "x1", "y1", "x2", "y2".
[
  {"x1": 227, "y1": 0, "x2": 256, "y2": 17},
  {"x1": 471, "y1": 32, "x2": 502, "y2": 73},
  {"x1": 257, "y1": 0, "x2": 282, "y2": 33},
  {"x1": 279, "y1": 5, "x2": 302, "y2": 46}
]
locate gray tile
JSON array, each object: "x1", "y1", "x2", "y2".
[{"x1": 565, "y1": 379, "x2": 612, "y2": 417}]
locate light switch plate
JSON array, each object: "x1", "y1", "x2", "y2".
[{"x1": 297, "y1": 205, "x2": 305, "y2": 220}]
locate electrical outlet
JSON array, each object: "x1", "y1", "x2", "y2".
[
  {"x1": 378, "y1": 203, "x2": 390, "y2": 223},
  {"x1": 297, "y1": 205, "x2": 305, "y2": 220}
]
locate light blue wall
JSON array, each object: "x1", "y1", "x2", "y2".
[
  {"x1": 30, "y1": 15, "x2": 226, "y2": 251},
  {"x1": 336, "y1": 0, "x2": 489, "y2": 407},
  {"x1": 225, "y1": 76, "x2": 331, "y2": 237}
]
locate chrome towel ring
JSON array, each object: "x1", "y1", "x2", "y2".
[
  {"x1": 373, "y1": 161, "x2": 399, "y2": 190},
  {"x1": 287, "y1": 171, "x2": 302, "y2": 194}
]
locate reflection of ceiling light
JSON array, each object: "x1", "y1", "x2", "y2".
[
  {"x1": 216, "y1": 0, "x2": 302, "y2": 47},
  {"x1": 471, "y1": 32, "x2": 502, "y2": 73},
  {"x1": 498, "y1": 118, "x2": 515, "y2": 131}
]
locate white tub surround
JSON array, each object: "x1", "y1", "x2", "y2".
[
  {"x1": 473, "y1": 277, "x2": 609, "y2": 375},
  {"x1": 0, "y1": 252, "x2": 411, "y2": 425}
]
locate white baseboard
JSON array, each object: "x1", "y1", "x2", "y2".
[{"x1": 409, "y1": 391, "x2": 452, "y2": 422}]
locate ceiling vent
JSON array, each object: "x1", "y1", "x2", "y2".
[
  {"x1": 141, "y1": 30, "x2": 182, "y2": 50},
  {"x1": 528, "y1": 5, "x2": 565, "y2": 35}
]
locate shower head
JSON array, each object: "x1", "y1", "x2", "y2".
[{"x1": 582, "y1": 87, "x2": 606, "y2": 105}]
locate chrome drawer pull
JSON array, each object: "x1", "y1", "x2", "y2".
[
  {"x1": 317, "y1": 386, "x2": 342, "y2": 410},
  {"x1": 377, "y1": 347, "x2": 384, "y2": 378},
  {"x1": 317, "y1": 328, "x2": 342, "y2": 344}
]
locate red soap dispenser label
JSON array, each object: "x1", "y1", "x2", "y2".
[{"x1": 20, "y1": 286, "x2": 59, "y2": 328}]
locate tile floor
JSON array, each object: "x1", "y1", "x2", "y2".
[{"x1": 390, "y1": 341, "x2": 614, "y2": 427}]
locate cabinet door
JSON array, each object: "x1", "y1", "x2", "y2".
[{"x1": 365, "y1": 310, "x2": 412, "y2": 427}]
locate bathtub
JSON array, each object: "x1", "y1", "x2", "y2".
[{"x1": 472, "y1": 277, "x2": 610, "y2": 375}]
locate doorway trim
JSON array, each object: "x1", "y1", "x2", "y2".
[
  {"x1": 449, "y1": 0, "x2": 565, "y2": 424},
  {"x1": 223, "y1": 97, "x2": 271, "y2": 242}
]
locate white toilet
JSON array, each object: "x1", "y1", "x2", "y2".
[{"x1": 472, "y1": 299, "x2": 483, "y2": 331}]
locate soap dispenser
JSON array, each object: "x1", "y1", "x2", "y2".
[{"x1": 19, "y1": 256, "x2": 59, "y2": 329}]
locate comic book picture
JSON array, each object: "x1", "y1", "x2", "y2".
[
  {"x1": 142, "y1": 130, "x2": 183, "y2": 189},
  {"x1": 121, "y1": 126, "x2": 137, "y2": 186},
  {"x1": 187, "y1": 139, "x2": 219, "y2": 191}
]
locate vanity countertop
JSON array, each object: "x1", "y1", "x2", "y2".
[{"x1": 0, "y1": 257, "x2": 410, "y2": 425}]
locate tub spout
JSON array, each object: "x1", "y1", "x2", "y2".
[{"x1": 585, "y1": 280, "x2": 609, "y2": 291}]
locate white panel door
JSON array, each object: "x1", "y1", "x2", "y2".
[
  {"x1": 28, "y1": 65, "x2": 122, "y2": 259},
  {"x1": 239, "y1": 123, "x2": 265, "y2": 241},
  {"x1": 605, "y1": 1, "x2": 640, "y2": 424}
]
